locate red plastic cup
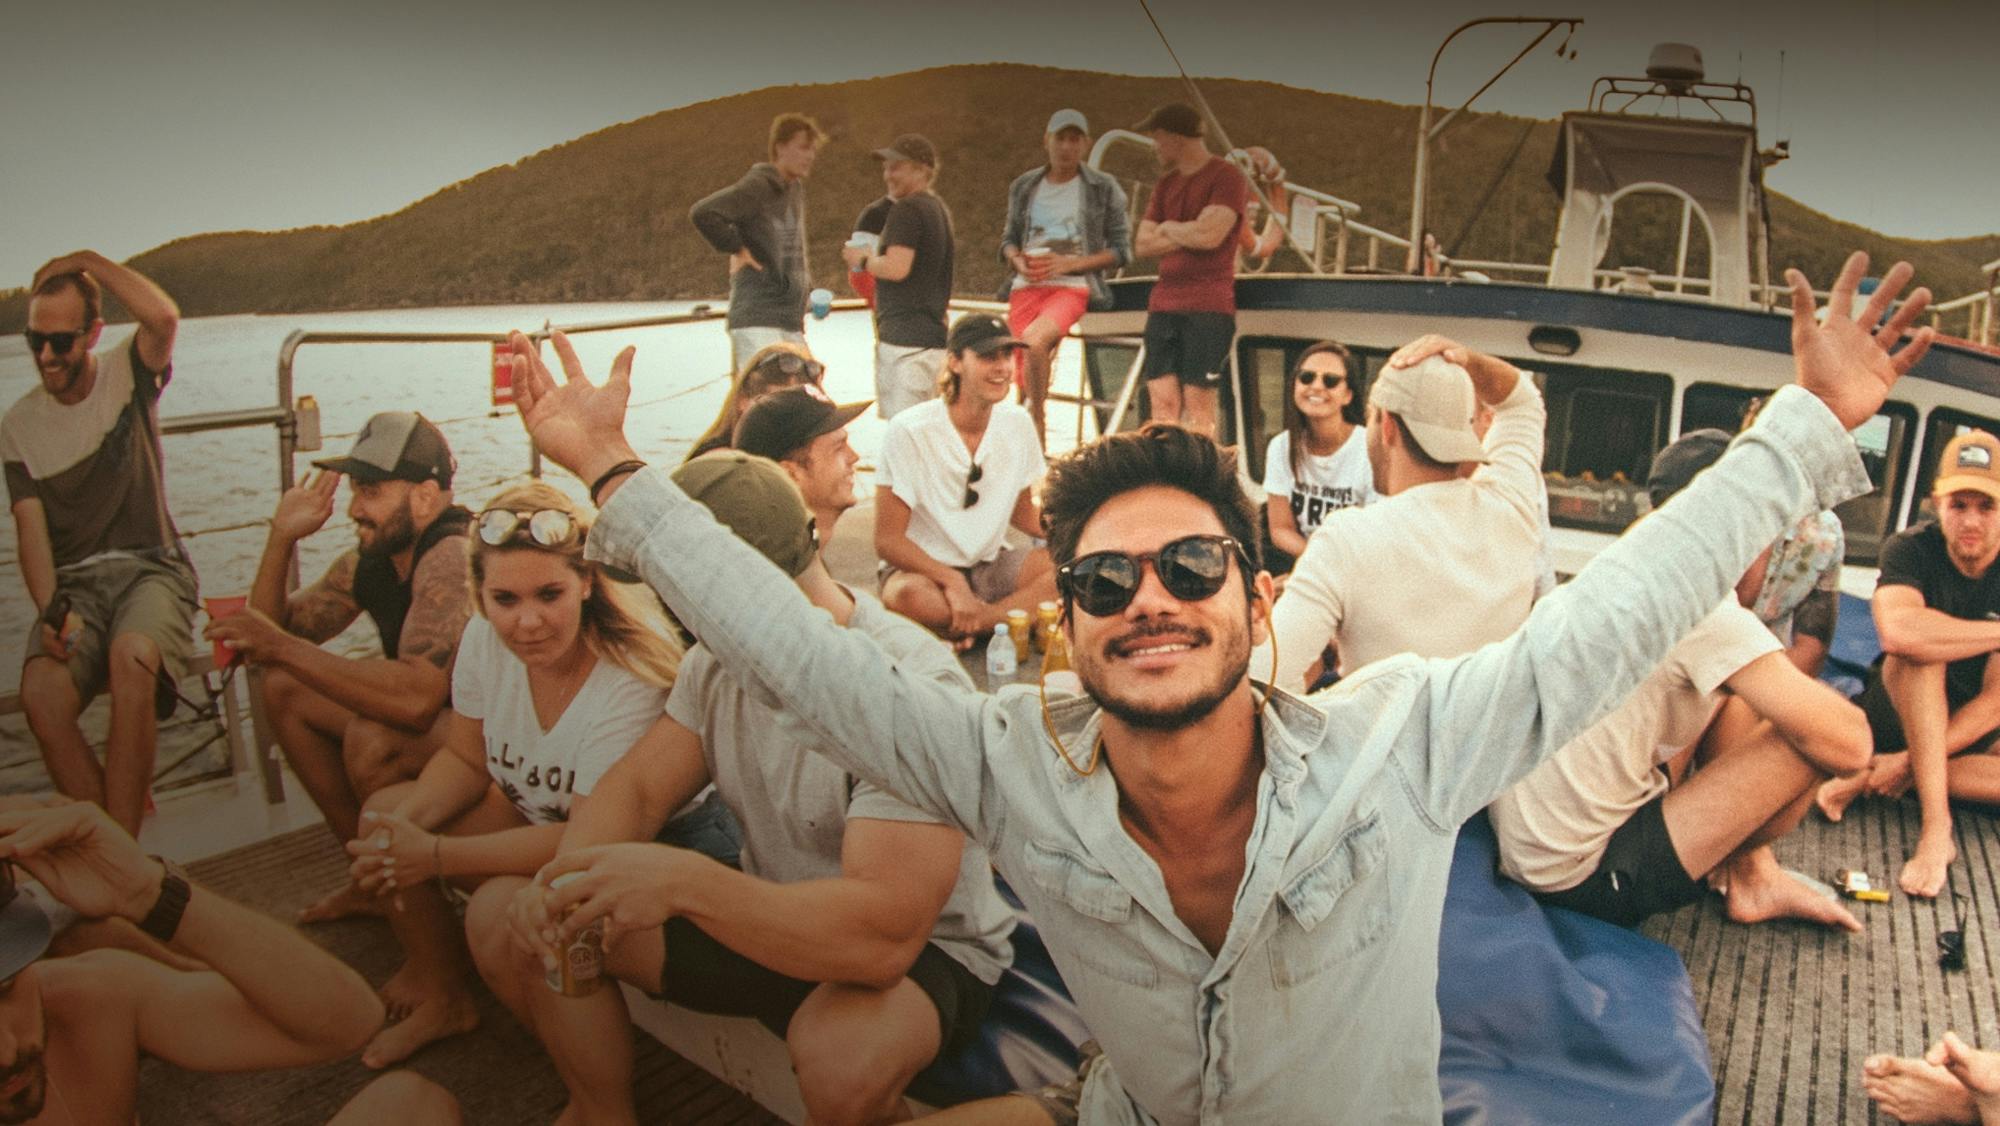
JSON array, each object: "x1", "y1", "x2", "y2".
[{"x1": 204, "y1": 595, "x2": 248, "y2": 668}]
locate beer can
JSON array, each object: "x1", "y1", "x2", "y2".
[
  {"x1": 1007, "y1": 609, "x2": 1032, "y2": 662},
  {"x1": 545, "y1": 873, "x2": 606, "y2": 996}
]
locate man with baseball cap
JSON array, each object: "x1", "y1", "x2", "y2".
[
  {"x1": 0, "y1": 799, "x2": 380, "y2": 1124},
  {"x1": 877, "y1": 313, "x2": 1058, "y2": 644},
  {"x1": 1130, "y1": 101, "x2": 1249, "y2": 439},
  {"x1": 1818, "y1": 429, "x2": 2000, "y2": 897},
  {"x1": 1485, "y1": 428, "x2": 1872, "y2": 934},
  {"x1": 482, "y1": 452, "x2": 1014, "y2": 1126},
  {"x1": 844, "y1": 133, "x2": 956, "y2": 420},
  {"x1": 208, "y1": 410, "x2": 476, "y2": 922},
  {"x1": 732, "y1": 384, "x2": 870, "y2": 545},
  {"x1": 1263, "y1": 334, "x2": 1549, "y2": 687},
  {"x1": 998, "y1": 108, "x2": 1133, "y2": 447}
]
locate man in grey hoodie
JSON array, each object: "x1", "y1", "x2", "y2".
[{"x1": 690, "y1": 113, "x2": 825, "y2": 373}]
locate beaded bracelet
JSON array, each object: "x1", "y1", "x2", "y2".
[{"x1": 590, "y1": 459, "x2": 647, "y2": 506}]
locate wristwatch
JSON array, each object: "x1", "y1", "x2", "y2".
[{"x1": 139, "y1": 855, "x2": 192, "y2": 943}]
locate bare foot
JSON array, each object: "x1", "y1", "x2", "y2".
[
  {"x1": 1901, "y1": 835, "x2": 1958, "y2": 899},
  {"x1": 378, "y1": 963, "x2": 427, "y2": 1023},
  {"x1": 1864, "y1": 1052, "x2": 1978, "y2": 1124},
  {"x1": 1722, "y1": 853, "x2": 1862, "y2": 932},
  {"x1": 299, "y1": 881, "x2": 388, "y2": 924},
  {"x1": 361, "y1": 991, "x2": 480, "y2": 1069},
  {"x1": 1933, "y1": 1031, "x2": 2000, "y2": 1125},
  {"x1": 1818, "y1": 772, "x2": 1868, "y2": 822},
  {"x1": 1870, "y1": 752, "x2": 1915, "y2": 798}
]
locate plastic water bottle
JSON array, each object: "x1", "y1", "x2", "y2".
[{"x1": 986, "y1": 623, "x2": 1017, "y2": 685}]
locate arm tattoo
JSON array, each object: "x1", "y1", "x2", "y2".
[
  {"x1": 285, "y1": 553, "x2": 361, "y2": 644},
  {"x1": 1793, "y1": 587, "x2": 1837, "y2": 647},
  {"x1": 398, "y1": 537, "x2": 474, "y2": 676}
]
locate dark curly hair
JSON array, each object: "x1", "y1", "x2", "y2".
[{"x1": 1042, "y1": 422, "x2": 1262, "y2": 582}]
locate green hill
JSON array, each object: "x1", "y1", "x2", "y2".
[{"x1": 3, "y1": 63, "x2": 1993, "y2": 329}]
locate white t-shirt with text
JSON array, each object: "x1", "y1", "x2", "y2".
[
  {"x1": 1262, "y1": 427, "x2": 1376, "y2": 538},
  {"x1": 451, "y1": 616, "x2": 668, "y2": 824}
]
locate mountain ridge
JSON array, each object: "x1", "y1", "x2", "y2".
[{"x1": 3, "y1": 63, "x2": 1992, "y2": 330}]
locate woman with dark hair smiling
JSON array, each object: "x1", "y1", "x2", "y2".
[{"x1": 1262, "y1": 340, "x2": 1373, "y2": 568}]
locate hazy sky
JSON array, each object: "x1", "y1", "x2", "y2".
[{"x1": 5, "y1": 0, "x2": 1994, "y2": 287}]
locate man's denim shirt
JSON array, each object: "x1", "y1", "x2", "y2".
[
  {"x1": 589, "y1": 385, "x2": 1867, "y2": 1124},
  {"x1": 995, "y1": 164, "x2": 1133, "y2": 311}
]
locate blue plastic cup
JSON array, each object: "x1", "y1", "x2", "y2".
[{"x1": 808, "y1": 287, "x2": 833, "y2": 320}]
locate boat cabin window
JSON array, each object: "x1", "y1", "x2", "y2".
[
  {"x1": 1912, "y1": 407, "x2": 2000, "y2": 526},
  {"x1": 1679, "y1": 383, "x2": 1915, "y2": 565},
  {"x1": 1540, "y1": 363, "x2": 1673, "y2": 533}
]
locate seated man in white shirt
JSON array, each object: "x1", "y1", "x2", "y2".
[
  {"x1": 1262, "y1": 335, "x2": 1547, "y2": 688},
  {"x1": 876, "y1": 313, "x2": 1058, "y2": 644},
  {"x1": 1487, "y1": 431, "x2": 1873, "y2": 931}
]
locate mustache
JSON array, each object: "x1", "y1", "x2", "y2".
[{"x1": 1105, "y1": 621, "x2": 1210, "y2": 657}]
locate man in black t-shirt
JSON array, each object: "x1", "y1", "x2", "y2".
[
  {"x1": 843, "y1": 134, "x2": 955, "y2": 420},
  {"x1": 1820, "y1": 430, "x2": 2000, "y2": 898}
]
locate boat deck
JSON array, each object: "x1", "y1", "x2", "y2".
[{"x1": 1645, "y1": 796, "x2": 2000, "y2": 1125}]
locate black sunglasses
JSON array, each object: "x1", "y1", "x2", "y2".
[
  {"x1": 756, "y1": 352, "x2": 825, "y2": 384},
  {"x1": 962, "y1": 461, "x2": 983, "y2": 509},
  {"x1": 24, "y1": 329, "x2": 87, "y2": 357},
  {"x1": 477, "y1": 507, "x2": 582, "y2": 548},
  {"x1": 1296, "y1": 369, "x2": 1346, "y2": 390},
  {"x1": 1058, "y1": 535, "x2": 1250, "y2": 617}
]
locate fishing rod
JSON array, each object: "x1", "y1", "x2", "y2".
[{"x1": 1134, "y1": 0, "x2": 1309, "y2": 267}]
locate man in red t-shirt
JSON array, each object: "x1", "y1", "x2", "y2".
[{"x1": 1132, "y1": 103, "x2": 1248, "y2": 439}]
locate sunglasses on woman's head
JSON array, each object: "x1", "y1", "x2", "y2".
[
  {"x1": 476, "y1": 507, "x2": 581, "y2": 548},
  {"x1": 1057, "y1": 535, "x2": 1250, "y2": 617},
  {"x1": 756, "y1": 352, "x2": 825, "y2": 383},
  {"x1": 1296, "y1": 369, "x2": 1346, "y2": 390}
]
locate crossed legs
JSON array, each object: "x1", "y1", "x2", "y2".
[{"x1": 1663, "y1": 696, "x2": 1860, "y2": 930}]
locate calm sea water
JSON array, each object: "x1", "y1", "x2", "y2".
[{"x1": 0, "y1": 301, "x2": 1087, "y2": 790}]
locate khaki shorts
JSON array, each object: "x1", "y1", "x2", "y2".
[
  {"x1": 874, "y1": 343, "x2": 946, "y2": 421},
  {"x1": 879, "y1": 541, "x2": 1034, "y2": 604},
  {"x1": 23, "y1": 552, "x2": 197, "y2": 715}
]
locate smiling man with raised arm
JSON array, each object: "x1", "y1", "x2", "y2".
[{"x1": 505, "y1": 251, "x2": 1929, "y2": 1125}]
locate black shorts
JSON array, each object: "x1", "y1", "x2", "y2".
[
  {"x1": 1854, "y1": 662, "x2": 2000, "y2": 756},
  {"x1": 1141, "y1": 311, "x2": 1235, "y2": 388},
  {"x1": 651, "y1": 917, "x2": 995, "y2": 1056},
  {"x1": 1531, "y1": 792, "x2": 1704, "y2": 928}
]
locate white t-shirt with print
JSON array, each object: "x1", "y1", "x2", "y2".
[
  {"x1": 877, "y1": 398, "x2": 1046, "y2": 569},
  {"x1": 451, "y1": 616, "x2": 668, "y2": 825},
  {"x1": 1011, "y1": 175, "x2": 1088, "y2": 292},
  {"x1": 1488, "y1": 598, "x2": 1781, "y2": 892},
  {"x1": 1262, "y1": 427, "x2": 1375, "y2": 537}
]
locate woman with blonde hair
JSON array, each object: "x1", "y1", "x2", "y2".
[
  {"x1": 685, "y1": 340, "x2": 825, "y2": 460},
  {"x1": 342, "y1": 482, "x2": 736, "y2": 1067}
]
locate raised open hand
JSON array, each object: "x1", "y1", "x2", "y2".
[
  {"x1": 271, "y1": 470, "x2": 340, "y2": 543},
  {"x1": 1789, "y1": 252, "x2": 1935, "y2": 431},
  {"x1": 508, "y1": 330, "x2": 641, "y2": 487}
]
